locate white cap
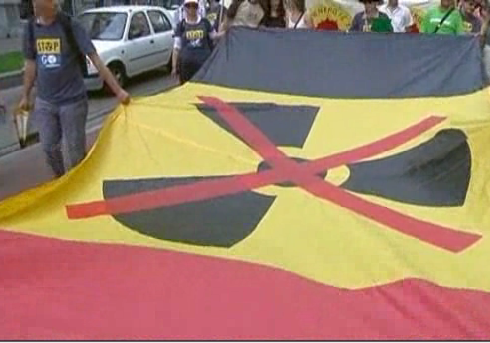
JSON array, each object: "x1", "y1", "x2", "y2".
[{"x1": 184, "y1": 0, "x2": 199, "y2": 5}]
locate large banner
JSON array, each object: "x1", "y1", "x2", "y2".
[
  {"x1": 306, "y1": 0, "x2": 439, "y2": 31},
  {"x1": 2, "y1": 27, "x2": 490, "y2": 340}
]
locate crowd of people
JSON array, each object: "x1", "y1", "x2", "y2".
[
  {"x1": 171, "y1": 0, "x2": 490, "y2": 84},
  {"x1": 14, "y1": 0, "x2": 490, "y2": 180}
]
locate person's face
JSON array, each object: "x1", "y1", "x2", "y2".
[
  {"x1": 364, "y1": 1, "x2": 377, "y2": 12},
  {"x1": 285, "y1": 0, "x2": 298, "y2": 12},
  {"x1": 440, "y1": 0, "x2": 455, "y2": 9},
  {"x1": 185, "y1": 2, "x2": 198, "y2": 15},
  {"x1": 271, "y1": 0, "x2": 281, "y2": 11},
  {"x1": 462, "y1": 0, "x2": 476, "y2": 13},
  {"x1": 33, "y1": 0, "x2": 56, "y2": 17}
]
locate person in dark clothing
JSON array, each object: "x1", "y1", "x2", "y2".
[
  {"x1": 206, "y1": 0, "x2": 227, "y2": 31},
  {"x1": 264, "y1": 0, "x2": 286, "y2": 27},
  {"x1": 459, "y1": 0, "x2": 483, "y2": 33},
  {"x1": 19, "y1": 0, "x2": 129, "y2": 178},
  {"x1": 350, "y1": 0, "x2": 393, "y2": 32},
  {"x1": 172, "y1": 0, "x2": 220, "y2": 84}
]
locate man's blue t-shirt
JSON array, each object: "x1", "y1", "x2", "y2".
[{"x1": 23, "y1": 15, "x2": 96, "y2": 106}]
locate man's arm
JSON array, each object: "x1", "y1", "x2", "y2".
[
  {"x1": 479, "y1": 14, "x2": 489, "y2": 47},
  {"x1": 206, "y1": 19, "x2": 221, "y2": 39},
  {"x1": 18, "y1": 59, "x2": 36, "y2": 111},
  {"x1": 219, "y1": 16, "x2": 228, "y2": 32},
  {"x1": 349, "y1": 13, "x2": 361, "y2": 32},
  {"x1": 172, "y1": 39, "x2": 181, "y2": 77},
  {"x1": 405, "y1": 7, "x2": 414, "y2": 31},
  {"x1": 71, "y1": 18, "x2": 129, "y2": 104},
  {"x1": 172, "y1": 22, "x2": 183, "y2": 77},
  {"x1": 172, "y1": 47, "x2": 180, "y2": 76},
  {"x1": 88, "y1": 52, "x2": 130, "y2": 104},
  {"x1": 19, "y1": 20, "x2": 36, "y2": 111}
]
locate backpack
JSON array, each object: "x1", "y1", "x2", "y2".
[{"x1": 28, "y1": 12, "x2": 88, "y2": 76}]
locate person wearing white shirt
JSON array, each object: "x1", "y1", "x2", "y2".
[{"x1": 379, "y1": 0, "x2": 414, "y2": 32}]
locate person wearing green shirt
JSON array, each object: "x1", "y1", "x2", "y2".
[{"x1": 421, "y1": 0, "x2": 464, "y2": 34}]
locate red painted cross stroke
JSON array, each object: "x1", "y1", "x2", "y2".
[{"x1": 66, "y1": 97, "x2": 482, "y2": 253}]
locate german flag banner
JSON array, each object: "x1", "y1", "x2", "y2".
[{"x1": 1, "y1": 28, "x2": 490, "y2": 339}]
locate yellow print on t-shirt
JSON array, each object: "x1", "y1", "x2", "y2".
[
  {"x1": 36, "y1": 38, "x2": 61, "y2": 54},
  {"x1": 185, "y1": 30, "x2": 204, "y2": 40},
  {"x1": 207, "y1": 13, "x2": 217, "y2": 22}
]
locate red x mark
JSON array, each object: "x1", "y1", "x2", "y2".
[{"x1": 66, "y1": 97, "x2": 482, "y2": 253}]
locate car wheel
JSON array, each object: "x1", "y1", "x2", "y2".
[{"x1": 105, "y1": 63, "x2": 126, "y2": 93}]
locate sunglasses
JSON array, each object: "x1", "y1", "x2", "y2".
[{"x1": 185, "y1": 3, "x2": 198, "y2": 8}]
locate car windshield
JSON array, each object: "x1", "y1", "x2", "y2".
[{"x1": 79, "y1": 12, "x2": 127, "y2": 41}]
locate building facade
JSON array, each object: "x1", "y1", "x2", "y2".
[{"x1": 0, "y1": 0, "x2": 21, "y2": 38}]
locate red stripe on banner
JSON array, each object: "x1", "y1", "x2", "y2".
[{"x1": 0, "y1": 229, "x2": 489, "y2": 340}]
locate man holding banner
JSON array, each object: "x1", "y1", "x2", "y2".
[{"x1": 19, "y1": 0, "x2": 130, "y2": 178}]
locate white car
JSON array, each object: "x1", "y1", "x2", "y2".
[{"x1": 79, "y1": 5, "x2": 175, "y2": 92}]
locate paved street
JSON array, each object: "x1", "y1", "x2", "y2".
[{"x1": 0, "y1": 71, "x2": 177, "y2": 201}]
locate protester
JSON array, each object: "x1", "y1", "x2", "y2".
[
  {"x1": 264, "y1": 0, "x2": 286, "y2": 27},
  {"x1": 284, "y1": 0, "x2": 311, "y2": 28},
  {"x1": 349, "y1": 0, "x2": 393, "y2": 32},
  {"x1": 172, "y1": 0, "x2": 219, "y2": 84},
  {"x1": 219, "y1": 0, "x2": 270, "y2": 31},
  {"x1": 18, "y1": 0, "x2": 130, "y2": 178},
  {"x1": 421, "y1": 0, "x2": 464, "y2": 34},
  {"x1": 379, "y1": 0, "x2": 414, "y2": 32},
  {"x1": 206, "y1": 0, "x2": 227, "y2": 31},
  {"x1": 472, "y1": 0, "x2": 488, "y2": 21},
  {"x1": 459, "y1": 0, "x2": 482, "y2": 33}
]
